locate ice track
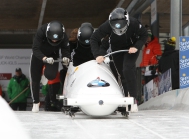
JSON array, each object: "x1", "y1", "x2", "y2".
[
  {"x1": 2, "y1": 88, "x2": 189, "y2": 139},
  {"x1": 15, "y1": 110, "x2": 189, "y2": 139}
]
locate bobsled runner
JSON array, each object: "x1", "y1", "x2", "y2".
[{"x1": 57, "y1": 50, "x2": 136, "y2": 118}]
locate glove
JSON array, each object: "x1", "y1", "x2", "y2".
[
  {"x1": 62, "y1": 57, "x2": 70, "y2": 66},
  {"x1": 44, "y1": 57, "x2": 54, "y2": 64},
  {"x1": 104, "y1": 57, "x2": 110, "y2": 64}
]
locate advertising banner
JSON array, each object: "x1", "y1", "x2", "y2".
[
  {"x1": 143, "y1": 69, "x2": 172, "y2": 102},
  {"x1": 152, "y1": 77, "x2": 159, "y2": 97},
  {"x1": 179, "y1": 36, "x2": 189, "y2": 89},
  {"x1": 158, "y1": 69, "x2": 172, "y2": 95},
  {"x1": 144, "y1": 80, "x2": 153, "y2": 102},
  {"x1": 0, "y1": 49, "x2": 32, "y2": 91}
]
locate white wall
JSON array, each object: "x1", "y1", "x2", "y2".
[{"x1": 0, "y1": 49, "x2": 64, "y2": 92}]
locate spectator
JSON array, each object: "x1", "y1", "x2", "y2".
[
  {"x1": 140, "y1": 29, "x2": 162, "y2": 67},
  {"x1": 158, "y1": 37, "x2": 179, "y2": 89},
  {"x1": 7, "y1": 68, "x2": 30, "y2": 111}
]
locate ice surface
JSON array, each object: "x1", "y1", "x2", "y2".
[
  {"x1": 15, "y1": 110, "x2": 189, "y2": 139},
  {"x1": 2, "y1": 87, "x2": 189, "y2": 139}
]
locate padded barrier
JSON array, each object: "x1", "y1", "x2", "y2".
[{"x1": 139, "y1": 87, "x2": 189, "y2": 111}]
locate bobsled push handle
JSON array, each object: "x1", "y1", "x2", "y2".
[
  {"x1": 54, "y1": 59, "x2": 63, "y2": 62},
  {"x1": 104, "y1": 50, "x2": 129, "y2": 57},
  {"x1": 43, "y1": 59, "x2": 63, "y2": 63}
]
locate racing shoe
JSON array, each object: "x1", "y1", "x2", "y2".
[{"x1": 32, "y1": 103, "x2": 40, "y2": 113}]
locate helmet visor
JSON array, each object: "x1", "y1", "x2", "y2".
[{"x1": 109, "y1": 19, "x2": 128, "y2": 36}]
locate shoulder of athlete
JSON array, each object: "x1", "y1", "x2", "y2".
[
  {"x1": 129, "y1": 17, "x2": 142, "y2": 28},
  {"x1": 63, "y1": 32, "x2": 68, "y2": 40},
  {"x1": 35, "y1": 24, "x2": 47, "y2": 40},
  {"x1": 97, "y1": 20, "x2": 111, "y2": 34},
  {"x1": 39, "y1": 24, "x2": 48, "y2": 34}
]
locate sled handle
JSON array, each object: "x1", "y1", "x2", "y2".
[
  {"x1": 104, "y1": 50, "x2": 129, "y2": 57},
  {"x1": 54, "y1": 59, "x2": 63, "y2": 62},
  {"x1": 43, "y1": 59, "x2": 63, "y2": 63}
]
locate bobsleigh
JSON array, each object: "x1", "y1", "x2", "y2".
[{"x1": 57, "y1": 51, "x2": 135, "y2": 118}]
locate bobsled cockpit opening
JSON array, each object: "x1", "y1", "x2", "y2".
[{"x1": 87, "y1": 77, "x2": 110, "y2": 87}]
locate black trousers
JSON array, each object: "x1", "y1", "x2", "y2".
[
  {"x1": 110, "y1": 51, "x2": 139, "y2": 99},
  {"x1": 45, "y1": 83, "x2": 61, "y2": 111},
  {"x1": 59, "y1": 66, "x2": 68, "y2": 85},
  {"x1": 48, "y1": 82, "x2": 60, "y2": 103},
  {"x1": 30, "y1": 54, "x2": 59, "y2": 103},
  {"x1": 44, "y1": 90, "x2": 51, "y2": 111},
  {"x1": 10, "y1": 102, "x2": 27, "y2": 111}
]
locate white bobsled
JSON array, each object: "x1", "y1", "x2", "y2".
[{"x1": 58, "y1": 57, "x2": 134, "y2": 117}]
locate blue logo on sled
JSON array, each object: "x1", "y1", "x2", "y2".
[{"x1": 87, "y1": 77, "x2": 110, "y2": 87}]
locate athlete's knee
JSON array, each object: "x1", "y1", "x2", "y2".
[{"x1": 122, "y1": 64, "x2": 135, "y2": 73}]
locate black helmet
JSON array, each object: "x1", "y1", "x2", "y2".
[
  {"x1": 77, "y1": 22, "x2": 94, "y2": 46},
  {"x1": 109, "y1": 8, "x2": 130, "y2": 36},
  {"x1": 46, "y1": 21, "x2": 65, "y2": 46}
]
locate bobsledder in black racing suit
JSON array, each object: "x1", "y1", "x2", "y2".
[{"x1": 90, "y1": 8, "x2": 148, "y2": 101}]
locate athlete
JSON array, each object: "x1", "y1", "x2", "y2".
[
  {"x1": 90, "y1": 8, "x2": 148, "y2": 111},
  {"x1": 30, "y1": 21, "x2": 70, "y2": 112},
  {"x1": 70, "y1": 22, "x2": 95, "y2": 66}
]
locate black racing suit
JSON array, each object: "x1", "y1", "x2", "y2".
[
  {"x1": 30, "y1": 23, "x2": 70, "y2": 103},
  {"x1": 90, "y1": 18, "x2": 148, "y2": 98},
  {"x1": 70, "y1": 41, "x2": 94, "y2": 66}
]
